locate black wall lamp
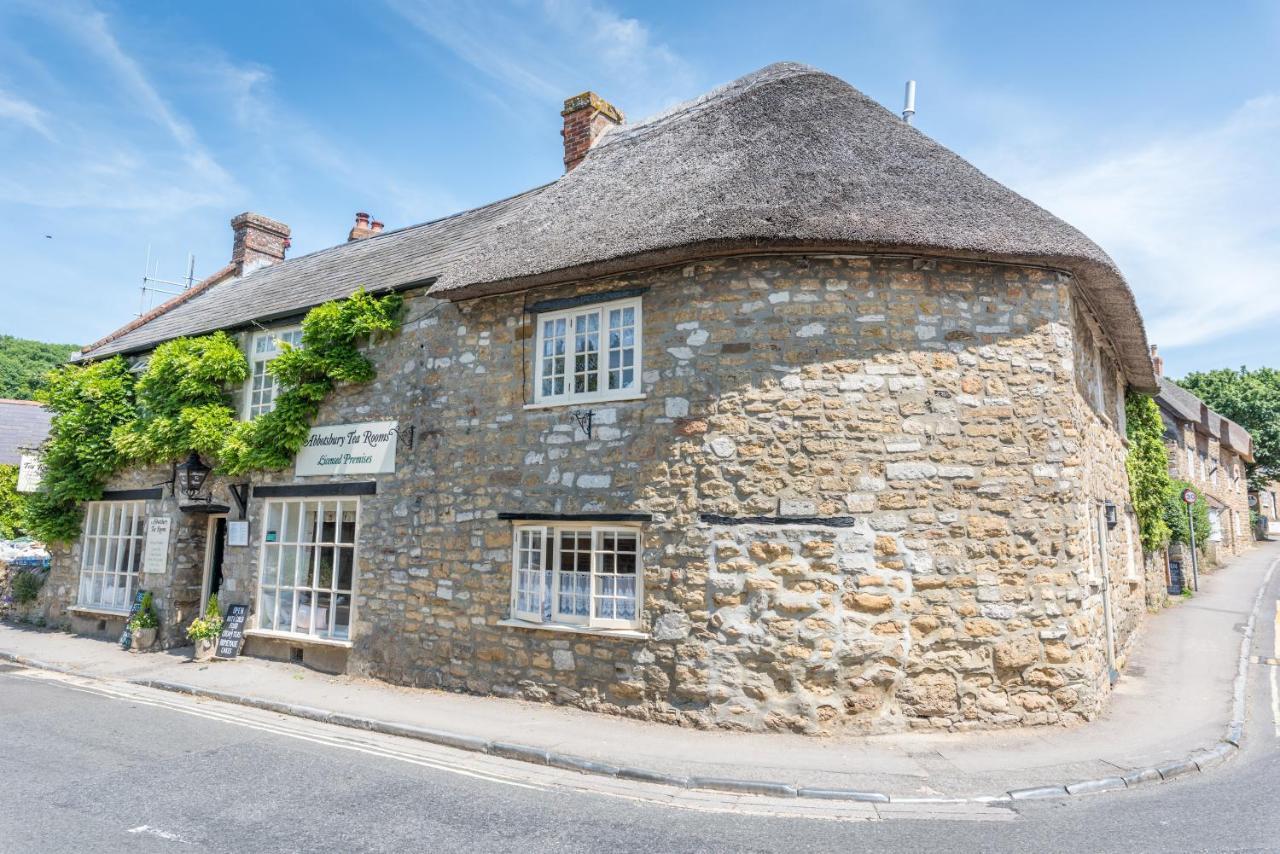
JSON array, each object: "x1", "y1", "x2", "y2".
[
  {"x1": 1104, "y1": 500, "x2": 1118, "y2": 529},
  {"x1": 175, "y1": 451, "x2": 212, "y2": 501}
]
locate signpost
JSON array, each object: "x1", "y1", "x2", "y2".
[
  {"x1": 119, "y1": 589, "x2": 146, "y2": 650},
  {"x1": 1182, "y1": 488, "x2": 1200, "y2": 592},
  {"x1": 215, "y1": 604, "x2": 249, "y2": 660}
]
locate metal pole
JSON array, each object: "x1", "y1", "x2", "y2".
[{"x1": 1187, "y1": 502, "x2": 1200, "y2": 592}]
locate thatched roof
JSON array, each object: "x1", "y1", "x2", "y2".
[{"x1": 80, "y1": 63, "x2": 1156, "y2": 390}]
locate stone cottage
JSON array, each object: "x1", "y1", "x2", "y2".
[
  {"x1": 31, "y1": 63, "x2": 1161, "y2": 733},
  {"x1": 1151, "y1": 347, "x2": 1253, "y2": 568}
]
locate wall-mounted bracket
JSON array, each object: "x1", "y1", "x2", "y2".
[
  {"x1": 388, "y1": 424, "x2": 415, "y2": 451},
  {"x1": 571, "y1": 409, "x2": 594, "y2": 439},
  {"x1": 228, "y1": 483, "x2": 250, "y2": 520}
]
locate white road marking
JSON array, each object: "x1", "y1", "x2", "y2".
[
  {"x1": 127, "y1": 825, "x2": 191, "y2": 844},
  {"x1": 5, "y1": 668, "x2": 979, "y2": 821}
]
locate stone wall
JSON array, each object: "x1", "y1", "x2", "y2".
[
  {"x1": 1162, "y1": 415, "x2": 1252, "y2": 564},
  {"x1": 36, "y1": 253, "x2": 1148, "y2": 734}
]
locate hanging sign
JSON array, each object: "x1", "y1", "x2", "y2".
[
  {"x1": 142, "y1": 516, "x2": 172, "y2": 574},
  {"x1": 16, "y1": 453, "x2": 43, "y2": 493},
  {"x1": 295, "y1": 420, "x2": 398, "y2": 477},
  {"x1": 119, "y1": 589, "x2": 147, "y2": 649},
  {"x1": 215, "y1": 604, "x2": 249, "y2": 659}
]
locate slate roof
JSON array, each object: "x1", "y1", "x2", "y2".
[
  {"x1": 78, "y1": 62, "x2": 1156, "y2": 391},
  {"x1": 0, "y1": 399, "x2": 52, "y2": 466},
  {"x1": 1155, "y1": 377, "x2": 1254, "y2": 462}
]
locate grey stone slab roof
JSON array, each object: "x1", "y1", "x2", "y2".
[
  {"x1": 1156, "y1": 377, "x2": 1254, "y2": 461},
  {"x1": 0, "y1": 399, "x2": 52, "y2": 465},
  {"x1": 79, "y1": 62, "x2": 1157, "y2": 391}
]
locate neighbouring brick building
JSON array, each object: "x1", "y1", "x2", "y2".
[
  {"x1": 28, "y1": 63, "x2": 1163, "y2": 733},
  {"x1": 1151, "y1": 347, "x2": 1254, "y2": 569}
]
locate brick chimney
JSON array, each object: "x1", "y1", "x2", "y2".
[
  {"x1": 1150, "y1": 344, "x2": 1164, "y2": 379},
  {"x1": 561, "y1": 91, "x2": 623, "y2": 172},
  {"x1": 230, "y1": 212, "x2": 290, "y2": 274}
]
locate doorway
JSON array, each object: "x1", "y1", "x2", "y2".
[{"x1": 201, "y1": 515, "x2": 228, "y2": 615}]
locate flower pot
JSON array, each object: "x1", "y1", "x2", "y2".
[
  {"x1": 131, "y1": 627, "x2": 157, "y2": 651},
  {"x1": 193, "y1": 637, "x2": 217, "y2": 661}
]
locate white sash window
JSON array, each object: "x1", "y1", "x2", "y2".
[
  {"x1": 244, "y1": 327, "x2": 303, "y2": 419},
  {"x1": 257, "y1": 498, "x2": 359, "y2": 640},
  {"x1": 533, "y1": 297, "x2": 641, "y2": 405},
  {"x1": 510, "y1": 524, "x2": 642, "y2": 630},
  {"x1": 77, "y1": 501, "x2": 146, "y2": 612}
]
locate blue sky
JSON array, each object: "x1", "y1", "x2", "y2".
[{"x1": 0, "y1": 1, "x2": 1276, "y2": 378}]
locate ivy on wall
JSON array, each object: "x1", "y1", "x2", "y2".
[
  {"x1": 23, "y1": 289, "x2": 402, "y2": 543},
  {"x1": 24, "y1": 358, "x2": 136, "y2": 542},
  {"x1": 0, "y1": 464, "x2": 26, "y2": 539},
  {"x1": 1124, "y1": 393, "x2": 1173, "y2": 553}
]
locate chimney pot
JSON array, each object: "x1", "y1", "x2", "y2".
[
  {"x1": 230, "y1": 212, "x2": 290, "y2": 274},
  {"x1": 349, "y1": 211, "x2": 376, "y2": 242},
  {"x1": 561, "y1": 90, "x2": 623, "y2": 172},
  {"x1": 370, "y1": 220, "x2": 384, "y2": 234},
  {"x1": 1150, "y1": 344, "x2": 1164, "y2": 378}
]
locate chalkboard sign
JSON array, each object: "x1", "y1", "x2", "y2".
[
  {"x1": 119, "y1": 589, "x2": 147, "y2": 649},
  {"x1": 215, "y1": 604, "x2": 249, "y2": 659},
  {"x1": 1168, "y1": 560, "x2": 1184, "y2": 595}
]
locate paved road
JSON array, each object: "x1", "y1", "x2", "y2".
[{"x1": 2, "y1": 572, "x2": 1278, "y2": 853}]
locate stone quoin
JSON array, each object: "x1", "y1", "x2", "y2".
[{"x1": 29, "y1": 63, "x2": 1163, "y2": 734}]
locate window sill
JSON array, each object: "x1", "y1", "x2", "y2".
[
  {"x1": 523, "y1": 393, "x2": 646, "y2": 411},
  {"x1": 497, "y1": 618, "x2": 648, "y2": 641},
  {"x1": 69, "y1": 605, "x2": 130, "y2": 619},
  {"x1": 243, "y1": 629, "x2": 354, "y2": 649}
]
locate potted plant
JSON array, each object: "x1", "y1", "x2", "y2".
[
  {"x1": 187, "y1": 594, "x2": 223, "y2": 662},
  {"x1": 127, "y1": 592, "x2": 159, "y2": 652}
]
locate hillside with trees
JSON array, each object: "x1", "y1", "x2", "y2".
[{"x1": 0, "y1": 335, "x2": 78, "y2": 401}]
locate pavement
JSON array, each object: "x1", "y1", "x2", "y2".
[{"x1": 3, "y1": 539, "x2": 1277, "y2": 804}]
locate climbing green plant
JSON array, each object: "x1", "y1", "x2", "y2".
[
  {"x1": 1164, "y1": 479, "x2": 1211, "y2": 552},
  {"x1": 112, "y1": 331, "x2": 248, "y2": 465},
  {"x1": 21, "y1": 289, "x2": 401, "y2": 543},
  {"x1": 1124, "y1": 393, "x2": 1172, "y2": 553},
  {"x1": 0, "y1": 464, "x2": 26, "y2": 539},
  {"x1": 23, "y1": 357, "x2": 136, "y2": 542},
  {"x1": 219, "y1": 288, "x2": 402, "y2": 474}
]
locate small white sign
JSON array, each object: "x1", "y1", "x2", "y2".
[
  {"x1": 16, "y1": 453, "x2": 43, "y2": 493},
  {"x1": 142, "y1": 516, "x2": 172, "y2": 575},
  {"x1": 295, "y1": 420, "x2": 398, "y2": 477},
  {"x1": 226, "y1": 520, "x2": 249, "y2": 547}
]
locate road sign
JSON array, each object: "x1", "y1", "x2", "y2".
[{"x1": 1182, "y1": 488, "x2": 1197, "y2": 505}]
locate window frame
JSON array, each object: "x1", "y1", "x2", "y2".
[
  {"x1": 243, "y1": 326, "x2": 303, "y2": 420},
  {"x1": 531, "y1": 297, "x2": 643, "y2": 407},
  {"x1": 77, "y1": 500, "x2": 147, "y2": 613},
  {"x1": 254, "y1": 497, "x2": 361, "y2": 641},
  {"x1": 508, "y1": 522, "x2": 643, "y2": 631}
]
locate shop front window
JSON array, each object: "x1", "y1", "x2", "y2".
[
  {"x1": 257, "y1": 498, "x2": 359, "y2": 640},
  {"x1": 77, "y1": 500, "x2": 146, "y2": 612},
  {"x1": 510, "y1": 524, "x2": 642, "y2": 630}
]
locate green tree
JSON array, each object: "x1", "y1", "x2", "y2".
[
  {"x1": 1176, "y1": 367, "x2": 1280, "y2": 488},
  {"x1": 0, "y1": 464, "x2": 26, "y2": 538},
  {"x1": 1125, "y1": 393, "x2": 1172, "y2": 552},
  {"x1": 0, "y1": 335, "x2": 78, "y2": 400},
  {"x1": 1164, "y1": 480, "x2": 1211, "y2": 552}
]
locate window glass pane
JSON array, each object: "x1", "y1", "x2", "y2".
[{"x1": 333, "y1": 594, "x2": 351, "y2": 640}]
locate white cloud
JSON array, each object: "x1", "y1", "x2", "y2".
[
  {"x1": 0, "y1": 88, "x2": 54, "y2": 140},
  {"x1": 388, "y1": 0, "x2": 696, "y2": 118},
  {"x1": 997, "y1": 95, "x2": 1280, "y2": 352}
]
